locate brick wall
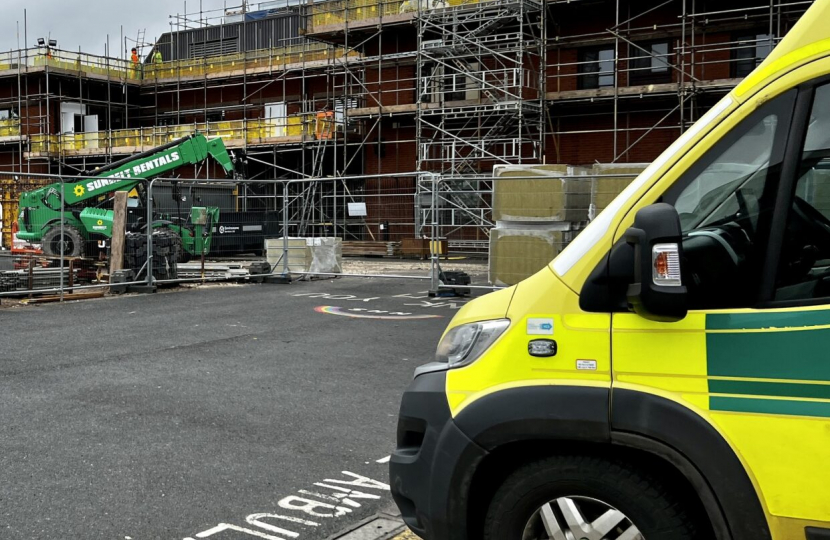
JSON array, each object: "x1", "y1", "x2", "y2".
[
  {"x1": 552, "y1": 107, "x2": 682, "y2": 165},
  {"x1": 365, "y1": 125, "x2": 416, "y2": 176},
  {"x1": 364, "y1": 65, "x2": 416, "y2": 107}
]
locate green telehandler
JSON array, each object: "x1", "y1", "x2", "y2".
[{"x1": 16, "y1": 133, "x2": 245, "y2": 276}]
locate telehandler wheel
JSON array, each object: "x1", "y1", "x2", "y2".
[
  {"x1": 41, "y1": 225, "x2": 85, "y2": 258},
  {"x1": 168, "y1": 230, "x2": 190, "y2": 263},
  {"x1": 483, "y1": 454, "x2": 702, "y2": 540}
]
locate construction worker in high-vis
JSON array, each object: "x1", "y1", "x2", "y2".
[
  {"x1": 150, "y1": 48, "x2": 163, "y2": 78},
  {"x1": 130, "y1": 48, "x2": 140, "y2": 78}
]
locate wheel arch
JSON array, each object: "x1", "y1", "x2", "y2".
[
  {"x1": 465, "y1": 438, "x2": 720, "y2": 540},
  {"x1": 40, "y1": 217, "x2": 85, "y2": 235},
  {"x1": 454, "y1": 385, "x2": 770, "y2": 540},
  {"x1": 611, "y1": 388, "x2": 772, "y2": 540}
]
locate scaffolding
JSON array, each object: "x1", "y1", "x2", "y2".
[
  {"x1": 413, "y1": 0, "x2": 544, "y2": 238},
  {"x1": 0, "y1": 0, "x2": 817, "y2": 247},
  {"x1": 545, "y1": 0, "x2": 811, "y2": 163}
]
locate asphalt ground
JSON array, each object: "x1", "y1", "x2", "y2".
[{"x1": 0, "y1": 278, "x2": 474, "y2": 540}]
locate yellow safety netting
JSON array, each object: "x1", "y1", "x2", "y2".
[
  {"x1": 0, "y1": 49, "x2": 143, "y2": 81},
  {"x1": 310, "y1": 0, "x2": 404, "y2": 28},
  {"x1": 143, "y1": 43, "x2": 359, "y2": 80},
  {"x1": 0, "y1": 176, "x2": 51, "y2": 246},
  {"x1": 308, "y1": 0, "x2": 498, "y2": 28},
  {"x1": 28, "y1": 114, "x2": 329, "y2": 156},
  {"x1": 0, "y1": 43, "x2": 359, "y2": 83},
  {"x1": 0, "y1": 119, "x2": 21, "y2": 138},
  {"x1": 29, "y1": 134, "x2": 59, "y2": 153}
]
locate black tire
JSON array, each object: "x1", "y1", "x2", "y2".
[
  {"x1": 484, "y1": 455, "x2": 700, "y2": 540},
  {"x1": 169, "y1": 230, "x2": 191, "y2": 263},
  {"x1": 123, "y1": 230, "x2": 178, "y2": 281},
  {"x1": 124, "y1": 231, "x2": 147, "y2": 274},
  {"x1": 151, "y1": 229, "x2": 179, "y2": 281},
  {"x1": 41, "y1": 224, "x2": 85, "y2": 258}
]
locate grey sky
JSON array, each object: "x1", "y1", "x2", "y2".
[{"x1": 0, "y1": 0, "x2": 235, "y2": 58}]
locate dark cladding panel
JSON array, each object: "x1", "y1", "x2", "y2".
[{"x1": 152, "y1": 9, "x2": 303, "y2": 62}]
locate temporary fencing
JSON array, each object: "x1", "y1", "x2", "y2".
[{"x1": 0, "y1": 168, "x2": 640, "y2": 300}]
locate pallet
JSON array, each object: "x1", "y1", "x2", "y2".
[
  {"x1": 22, "y1": 291, "x2": 105, "y2": 304},
  {"x1": 342, "y1": 241, "x2": 401, "y2": 258}
]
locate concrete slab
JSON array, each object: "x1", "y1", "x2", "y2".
[{"x1": 330, "y1": 516, "x2": 406, "y2": 540}]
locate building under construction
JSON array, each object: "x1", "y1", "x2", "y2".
[{"x1": 0, "y1": 0, "x2": 813, "y2": 247}]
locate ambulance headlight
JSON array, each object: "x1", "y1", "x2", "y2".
[{"x1": 435, "y1": 319, "x2": 510, "y2": 369}]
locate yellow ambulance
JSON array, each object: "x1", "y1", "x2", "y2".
[{"x1": 390, "y1": 0, "x2": 830, "y2": 538}]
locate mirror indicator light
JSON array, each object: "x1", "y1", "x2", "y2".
[{"x1": 652, "y1": 243, "x2": 682, "y2": 286}]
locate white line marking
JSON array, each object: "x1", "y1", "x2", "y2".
[
  {"x1": 245, "y1": 514, "x2": 301, "y2": 538},
  {"x1": 313, "y1": 483, "x2": 381, "y2": 500},
  {"x1": 195, "y1": 523, "x2": 286, "y2": 539},
  {"x1": 376, "y1": 456, "x2": 391, "y2": 464},
  {"x1": 252, "y1": 514, "x2": 319, "y2": 527}
]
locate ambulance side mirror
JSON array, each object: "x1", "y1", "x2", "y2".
[{"x1": 625, "y1": 203, "x2": 687, "y2": 322}]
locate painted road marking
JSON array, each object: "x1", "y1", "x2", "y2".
[
  {"x1": 184, "y1": 471, "x2": 390, "y2": 540},
  {"x1": 375, "y1": 456, "x2": 390, "y2": 464},
  {"x1": 293, "y1": 293, "x2": 381, "y2": 302},
  {"x1": 315, "y1": 306, "x2": 442, "y2": 320},
  {"x1": 403, "y1": 300, "x2": 467, "y2": 309},
  {"x1": 293, "y1": 291, "x2": 470, "y2": 311}
]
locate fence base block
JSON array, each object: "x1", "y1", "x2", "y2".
[
  {"x1": 429, "y1": 289, "x2": 468, "y2": 298},
  {"x1": 110, "y1": 269, "x2": 135, "y2": 294},
  {"x1": 127, "y1": 284, "x2": 158, "y2": 294},
  {"x1": 262, "y1": 275, "x2": 292, "y2": 284}
]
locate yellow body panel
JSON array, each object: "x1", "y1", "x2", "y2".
[
  {"x1": 714, "y1": 413, "x2": 830, "y2": 520},
  {"x1": 444, "y1": 284, "x2": 515, "y2": 330},
  {"x1": 614, "y1": 305, "x2": 830, "y2": 528},
  {"x1": 613, "y1": 313, "x2": 709, "y2": 408},
  {"x1": 446, "y1": 267, "x2": 611, "y2": 416}
]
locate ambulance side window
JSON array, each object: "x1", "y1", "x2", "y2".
[
  {"x1": 775, "y1": 83, "x2": 830, "y2": 302},
  {"x1": 663, "y1": 90, "x2": 797, "y2": 309}
]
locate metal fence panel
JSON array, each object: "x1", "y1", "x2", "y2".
[{"x1": 0, "y1": 169, "x2": 641, "y2": 301}]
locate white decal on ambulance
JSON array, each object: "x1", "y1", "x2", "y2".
[{"x1": 527, "y1": 318, "x2": 554, "y2": 335}]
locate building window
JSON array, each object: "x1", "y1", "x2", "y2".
[
  {"x1": 629, "y1": 41, "x2": 671, "y2": 86},
  {"x1": 578, "y1": 47, "x2": 614, "y2": 90},
  {"x1": 334, "y1": 97, "x2": 358, "y2": 131},
  {"x1": 733, "y1": 33, "x2": 774, "y2": 78},
  {"x1": 443, "y1": 63, "x2": 481, "y2": 102},
  {"x1": 445, "y1": 72, "x2": 467, "y2": 101}
]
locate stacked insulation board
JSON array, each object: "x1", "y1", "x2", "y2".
[
  {"x1": 266, "y1": 237, "x2": 343, "y2": 277},
  {"x1": 489, "y1": 163, "x2": 648, "y2": 286}
]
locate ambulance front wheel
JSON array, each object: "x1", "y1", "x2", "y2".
[{"x1": 483, "y1": 454, "x2": 703, "y2": 540}]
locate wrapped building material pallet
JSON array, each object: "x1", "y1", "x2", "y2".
[
  {"x1": 493, "y1": 164, "x2": 591, "y2": 223},
  {"x1": 489, "y1": 225, "x2": 571, "y2": 287},
  {"x1": 341, "y1": 241, "x2": 400, "y2": 257},
  {"x1": 265, "y1": 237, "x2": 342, "y2": 277}
]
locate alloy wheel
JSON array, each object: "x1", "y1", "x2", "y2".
[{"x1": 521, "y1": 496, "x2": 644, "y2": 540}]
